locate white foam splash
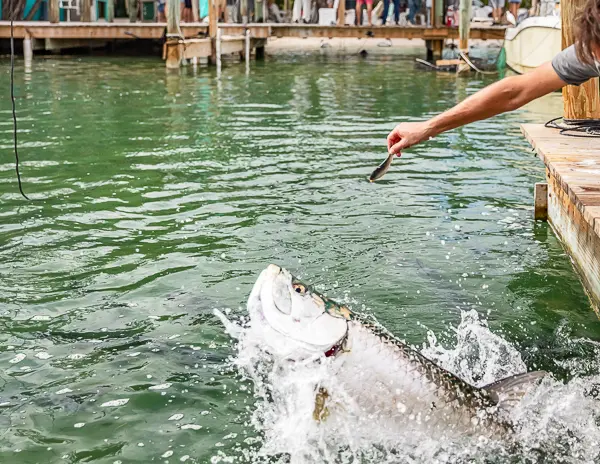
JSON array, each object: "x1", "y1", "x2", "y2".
[
  {"x1": 101, "y1": 399, "x2": 129, "y2": 407},
  {"x1": 225, "y1": 309, "x2": 600, "y2": 463}
]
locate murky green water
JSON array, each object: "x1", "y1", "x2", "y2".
[{"x1": 1, "y1": 54, "x2": 599, "y2": 463}]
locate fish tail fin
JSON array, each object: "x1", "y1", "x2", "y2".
[
  {"x1": 213, "y1": 309, "x2": 243, "y2": 339},
  {"x1": 483, "y1": 371, "x2": 546, "y2": 412}
]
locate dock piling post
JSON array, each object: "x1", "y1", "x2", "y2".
[
  {"x1": 432, "y1": 0, "x2": 442, "y2": 26},
  {"x1": 534, "y1": 183, "x2": 548, "y2": 221},
  {"x1": 49, "y1": 0, "x2": 60, "y2": 23},
  {"x1": 426, "y1": 39, "x2": 444, "y2": 61},
  {"x1": 255, "y1": 44, "x2": 265, "y2": 60},
  {"x1": 245, "y1": 28, "x2": 250, "y2": 73},
  {"x1": 216, "y1": 27, "x2": 222, "y2": 74},
  {"x1": 81, "y1": 0, "x2": 92, "y2": 21},
  {"x1": 23, "y1": 33, "x2": 33, "y2": 72},
  {"x1": 561, "y1": 0, "x2": 600, "y2": 119},
  {"x1": 457, "y1": 0, "x2": 471, "y2": 73},
  {"x1": 165, "y1": 0, "x2": 183, "y2": 68},
  {"x1": 107, "y1": 0, "x2": 115, "y2": 22},
  {"x1": 23, "y1": 33, "x2": 33, "y2": 63},
  {"x1": 337, "y1": 0, "x2": 346, "y2": 25}
]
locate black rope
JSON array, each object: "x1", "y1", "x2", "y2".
[
  {"x1": 545, "y1": 116, "x2": 600, "y2": 138},
  {"x1": 10, "y1": 20, "x2": 29, "y2": 200}
]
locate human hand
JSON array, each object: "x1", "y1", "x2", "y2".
[{"x1": 387, "y1": 122, "x2": 433, "y2": 156}]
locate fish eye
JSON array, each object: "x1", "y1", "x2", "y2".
[{"x1": 293, "y1": 284, "x2": 306, "y2": 295}]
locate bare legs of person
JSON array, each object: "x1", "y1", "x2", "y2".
[
  {"x1": 508, "y1": 1, "x2": 519, "y2": 19},
  {"x1": 355, "y1": 0, "x2": 372, "y2": 26}
]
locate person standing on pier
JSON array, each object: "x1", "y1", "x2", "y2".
[
  {"x1": 386, "y1": 0, "x2": 600, "y2": 155},
  {"x1": 381, "y1": 0, "x2": 400, "y2": 25},
  {"x1": 292, "y1": 0, "x2": 312, "y2": 22},
  {"x1": 508, "y1": 0, "x2": 521, "y2": 20},
  {"x1": 489, "y1": 0, "x2": 504, "y2": 22},
  {"x1": 356, "y1": 0, "x2": 374, "y2": 25},
  {"x1": 407, "y1": 0, "x2": 421, "y2": 24}
]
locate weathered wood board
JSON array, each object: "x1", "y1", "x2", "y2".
[
  {"x1": 0, "y1": 21, "x2": 504, "y2": 41},
  {"x1": 522, "y1": 123, "x2": 600, "y2": 312}
]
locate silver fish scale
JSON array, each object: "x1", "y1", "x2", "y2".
[{"x1": 334, "y1": 319, "x2": 509, "y2": 435}]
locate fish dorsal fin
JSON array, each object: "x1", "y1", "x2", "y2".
[{"x1": 483, "y1": 371, "x2": 546, "y2": 412}]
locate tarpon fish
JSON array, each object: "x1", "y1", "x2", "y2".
[
  {"x1": 369, "y1": 153, "x2": 394, "y2": 182},
  {"x1": 216, "y1": 265, "x2": 545, "y2": 436}
]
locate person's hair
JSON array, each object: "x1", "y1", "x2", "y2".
[{"x1": 575, "y1": 0, "x2": 600, "y2": 64}]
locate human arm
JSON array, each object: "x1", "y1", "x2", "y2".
[{"x1": 387, "y1": 62, "x2": 567, "y2": 155}]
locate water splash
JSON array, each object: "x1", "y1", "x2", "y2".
[{"x1": 223, "y1": 310, "x2": 600, "y2": 463}]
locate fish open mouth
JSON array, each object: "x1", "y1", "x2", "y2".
[{"x1": 248, "y1": 264, "x2": 349, "y2": 357}]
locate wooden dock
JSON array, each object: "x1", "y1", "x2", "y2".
[
  {"x1": 0, "y1": 21, "x2": 505, "y2": 41},
  {"x1": 523, "y1": 124, "x2": 600, "y2": 311}
]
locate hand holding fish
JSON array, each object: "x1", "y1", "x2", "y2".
[
  {"x1": 387, "y1": 121, "x2": 434, "y2": 155},
  {"x1": 369, "y1": 122, "x2": 435, "y2": 182}
]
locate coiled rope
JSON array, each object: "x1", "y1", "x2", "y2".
[{"x1": 545, "y1": 116, "x2": 600, "y2": 138}]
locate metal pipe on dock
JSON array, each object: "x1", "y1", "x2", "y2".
[
  {"x1": 216, "y1": 27, "x2": 222, "y2": 74},
  {"x1": 245, "y1": 28, "x2": 250, "y2": 74},
  {"x1": 23, "y1": 33, "x2": 33, "y2": 65}
]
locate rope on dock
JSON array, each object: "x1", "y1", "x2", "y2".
[{"x1": 545, "y1": 117, "x2": 600, "y2": 138}]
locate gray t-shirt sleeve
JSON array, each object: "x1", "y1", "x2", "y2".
[{"x1": 551, "y1": 44, "x2": 599, "y2": 86}]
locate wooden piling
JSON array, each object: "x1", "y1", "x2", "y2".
[
  {"x1": 561, "y1": 0, "x2": 600, "y2": 119},
  {"x1": 216, "y1": 27, "x2": 222, "y2": 73},
  {"x1": 209, "y1": 0, "x2": 217, "y2": 38},
  {"x1": 49, "y1": 0, "x2": 60, "y2": 23},
  {"x1": 431, "y1": 0, "x2": 442, "y2": 26},
  {"x1": 458, "y1": 0, "x2": 470, "y2": 52},
  {"x1": 534, "y1": 183, "x2": 548, "y2": 221},
  {"x1": 107, "y1": 0, "x2": 115, "y2": 22},
  {"x1": 245, "y1": 28, "x2": 250, "y2": 72},
  {"x1": 192, "y1": 0, "x2": 199, "y2": 22},
  {"x1": 165, "y1": 0, "x2": 183, "y2": 68},
  {"x1": 23, "y1": 32, "x2": 33, "y2": 65},
  {"x1": 337, "y1": 0, "x2": 346, "y2": 26},
  {"x1": 81, "y1": 0, "x2": 92, "y2": 22}
]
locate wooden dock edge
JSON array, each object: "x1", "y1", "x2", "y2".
[{"x1": 522, "y1": 123, "x2": 600, "y2": 314}]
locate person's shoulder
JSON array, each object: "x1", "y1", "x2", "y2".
[{"x1": 551, "y1": 44, "x2": 599, "y2": 86}]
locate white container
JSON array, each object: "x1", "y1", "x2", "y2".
[{"x1": 318, "y1": 8, "x2": 337, "y2": 25}]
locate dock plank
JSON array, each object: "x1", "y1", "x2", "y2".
[
  {"x1": 0, "y1": 21, "x2": 505, "y2": 41},
  {"x1": 522, "y1": 123, "x2": 600, "y2": 311}
]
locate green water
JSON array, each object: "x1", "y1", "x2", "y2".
[{"x1": 0, "y1": 55, "x2": 599, "y2": 463}]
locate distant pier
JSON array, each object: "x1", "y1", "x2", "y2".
[{"x1": 0, "y1": 20, "x2": 505, "y2": 68}]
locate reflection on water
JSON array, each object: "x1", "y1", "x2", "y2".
[{"x1": 0, "y1": 55, "x2": 598, "y2": 463}]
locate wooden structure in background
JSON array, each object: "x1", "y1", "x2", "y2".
[
  {"x1": 561, "y1": 0, "x2": 600, "y2": 119},
  {"x1": 81, "y1": 0, "x2": 91, "y2": 22},
  {"x1": 48, "y1": 0, "x2": 59, "y2": 23},
  {"x1": 337, "y1": 0, "x2": 345, "y2": 25},
  {"x1": 521, "y1": 0, "x2": 600, "y2": 312},
  {"x1": 164, "y1": 0, "x2": 183, "y2": 68},
  {"x1": 107, "y1": 0, "x2": 114, "y2": 21},
  {"x1": 0, "y1": 21, "x2": 506, "y2": 41},
  {"x1": 458, "y1": 0, "x2": 470, "y2": 51},
  {"x1": 0, "y1": 20, "x2": 505, "y2": 69}
]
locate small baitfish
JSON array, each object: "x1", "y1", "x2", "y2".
[
  {"x1": 369, "y1": 153, "x2": 395, "y2": 182},
  {"x1": 216, "y1": 265, "x2": 546, "y2": 437}
]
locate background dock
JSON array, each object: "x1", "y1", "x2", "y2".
[{"x1": 0, "y1": 21, "x2": 505, "y2": 41}]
